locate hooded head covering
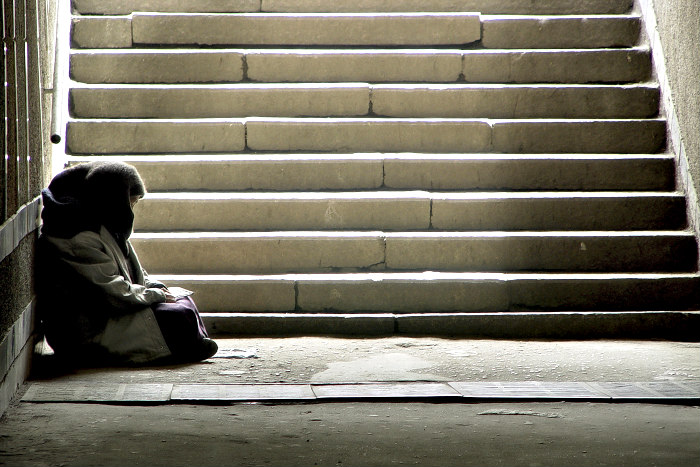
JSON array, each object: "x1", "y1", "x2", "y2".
[{"x1": 41, "y1": 162, "x2": 146, "y2": 256}]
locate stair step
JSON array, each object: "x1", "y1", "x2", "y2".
[
  {"x1": 262, "y1": 0, "x2": 634, "y2": 15},
  {"x1": 66, "y1": 119, "x2": 246, "y2": 154},
  {"x1": 130, "y1": 231, "x2": 697, "y2": 274},
  {"x1": 203, "y1": 312, "x2": 699, "y2": 340},
  {"x1": 71, "y1": 14, "x2": 639, "y2": 49},
  {"x1": 73, "y1": 0, "x2": 633, "y2": 15},
  {"x1": 67, "y1": 153, "x2": 675, "y2": 192},
  {"x1": 72, "y1": 13, "x2": 481, "y2": 49},
  {"x1": 481, "y1": 15, "x2": 640, "y2": 49},
  {"x1": 67, "y1": 118, "x2": 666, "y2": 155},
  {"x1": 69, "y1": 84, "x2": 370, "y2": 119},
  {"x1": 150, "y1": 272, "x2": 700, "y2": 313},
  {"x1": 244, "y1": 118, "x2": 665, "y2": 154},
  {"x1": 135, "y1": 13, "x2": 481, "y2": 47},
  {"x1": 133, "y1": 192, "x2": 686, "y2": 231},
  {"x1": 69, "y1": 84, "x2": 659, "y2": 119},
  {"x1": 70, "y1": 48, "x2": 651, "y2": 85}
]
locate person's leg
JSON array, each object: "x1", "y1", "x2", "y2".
[{"x1": 152, "y1": 297, "x2": 217, "y2": 361}]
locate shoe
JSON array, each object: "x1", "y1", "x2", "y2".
[{"x1": 196, "y1": 338, "x2": 218, "y2": 361}]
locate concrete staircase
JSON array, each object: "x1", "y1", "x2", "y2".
[{"x1": 63, "y1": 0, "x2": 700, "y2": 338}]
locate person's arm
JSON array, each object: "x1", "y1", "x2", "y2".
[
  {"x1": 143, "y1": 269, "x2": 166, "y2": 289},
  {"x1": 56, "y1": 233, "x2": 167, "y2": 310}
]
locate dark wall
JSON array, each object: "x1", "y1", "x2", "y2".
[{"x1": 1, "y1": 0, "x2": 55, "y2": 339}]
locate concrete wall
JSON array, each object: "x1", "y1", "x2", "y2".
[
  {"x1": 1, "y1": 0, "x2": 57, "y2": 416},
  {"x1": 637, "y1": 0, "x2": 700, "y2": 241}
]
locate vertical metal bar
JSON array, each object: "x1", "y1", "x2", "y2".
[
  {"x1": 25, "y1": 0, "x2": 41, "y2": 198},
  {"x1": 15, "y1": 0, "x2": 27, "y2": 206},
  {"x1": 1, "y1": 0, "x2": 8, "y2": 222},
  {"x1": 3, "y1": 0, "x2": 18, "y2": 218},
  {"x1": 49, "y1": 0, "x2": 67, "y2": 147}
]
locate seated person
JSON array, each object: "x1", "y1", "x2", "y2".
[{"x1": 37, "y1": 161, "x2": 217, "y2": 365}]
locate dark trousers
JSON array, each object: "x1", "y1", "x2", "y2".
[{"x1": 152, "y1": 297, "x2": 209, "y2": 358}]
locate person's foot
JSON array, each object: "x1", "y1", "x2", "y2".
[{"x1": 196, "y1": 338, "x2": 218, "y2": 361}]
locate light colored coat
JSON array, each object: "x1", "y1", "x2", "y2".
[{"x1": 40, "y1": 226, "x2": 171, "y2": 363}]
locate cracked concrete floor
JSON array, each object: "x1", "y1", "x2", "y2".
[
  {"x1": 2, "y1": 337, "x2": 700, "y2": 467},
  {"x1": 26, "y1": 337, "x2": 700, "y2": 385}
]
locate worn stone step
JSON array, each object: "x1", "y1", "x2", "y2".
[
  {"x1": 203, "y1": 312, "x2": 699, "y2": 340},
  {"x1": 70, "y1": 48, "x2": 651, "y2": 85},
  {"x1": 430, "y1": 192, "x2": 685, "y2": 231},
  {"x1": 482, "y1": 15, "x2": 640, "y2": 49},
  {"x1": 245, "y1": 118, "x2": 665, "y2": 154},
  {"x1": 132, "y1": 192, "x2": 686, "y2": 231},
  {"x1": 488, "y1": 119, "x2": 665, "y2": 154},
  {"x1": 71, "y1": 14, "x2": 638, "y2": 49},
  {"x1": 131, "y1": 12, "x2": 481, "y2": 47},
  {"x1": 73, "y1": 0, "x2": 633, "y2": 15},
  {"x1": 461, "y1": 48, "x2": 651, "y2": 84},
  {"x1": 150, "y1": 272, "x2": 700, "y2": 313},
  {"x1": 66, "y1": 118, "x2": 666, "y2": 155},
  {"x1": 67, "y1": 153, "x2": 675, "y2": 192},
  {"x1": 261, "y1": 0, "x2": 634, "y2": 15},
  {"x1": 66, "y1": 119, "x2": 247, "y2": 154},
  {"x1": 70, "y1": 50, "x2": 246, "y2": 84},
  {"x1": 370, "y1": 84, "x2": 658, "y2": 119},
  {"x1": 70, "y1": 13, "x2": 481, "y2": 49},
  {"x1": 130, "y1": 231, "x2": 697, "y2": 274},
  {"x1": 69, "y1": 84, "x2": 659, "y2": 119},
  {"x1": 69, "y1": 84, "x2": 371, "y2": 119}
]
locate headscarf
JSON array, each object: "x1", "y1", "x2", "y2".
[{"x1": 41, "y1": 161, "x2": 146, "y2": 256}]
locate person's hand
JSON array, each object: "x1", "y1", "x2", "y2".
[{"x1": 163, "y1": 289, "x2": 177, "y2": 303}]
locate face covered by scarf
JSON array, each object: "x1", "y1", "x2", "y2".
[{"x1": 41, "y1": 162, "x2": 146, "y2": 256}]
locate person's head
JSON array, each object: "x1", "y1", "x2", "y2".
[{"x1": 42, "y1": 161, "x2": 147, "y2": 254}]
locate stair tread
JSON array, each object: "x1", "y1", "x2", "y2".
[
  {"x1": 68, "y1": 117, "x2": 665, "y2": 122},
  {"x1": 131, "y1": 230, "x2": 695, "y2": 238},
  {"x1": 151, "y1": 272, "x2": 700, "y2": 280},
  {"x1": 70, "y1": 83, "x2": 659, "y2": 89},
  {"x1": 73, "y1": 0, "x2": 634, "y2": 15},
  {"x1": 142, "y1": 191, "x2": 682, "y2": 198},
  {"x1": 65, "y1": 153, "x2": 676, "y2": 161}
]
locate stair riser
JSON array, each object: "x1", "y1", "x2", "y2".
[
  {"x1": 133, "y1": 196, "x2": 685, "y2": 231},
  {"x1": 431, "y1": 196, "x2": 686, "y2": 230},
  {"x1": 70, "y1": 52, "x2": 245, "y2": 84},
  {"x1": 70, "y1": 49, "x2": 651, "y2": 85},
  {"x1": 154, "y1": 275, "x2": 700, "y2": 313},
  {"x1": 203, "y1": 312, "x2": 699, "y2": 339},
  {"x1": 67, "y1": 121, "x2": 246, "y2": 154},
  {"x1": 247, "y1": 119, "x2": 666, "y2": 154},
  {"x1": 70, "y1": 85, "x2": 659, "y2": 119},
  {"x1": 132, "y1": 13, "x2": 481, "y2": 47},
  {"x1": 134, "y1": 198, "x2": 432, "y2": 231},
  {"x1": 119, "y1": 156, "x2": 675, "y2": 192},
  {"x1": 70, "y1": 86, "x2": 371, "y2": 119},
  {"x1": 74, "y1": 0, "x2": 633, "y2": 15},
  {"x1": 71, "y1": 14, "x2": 637, "y2": 49},
  {"x1": 382, "y1": 157, "x2": 675, "y2": 191},
  {"x1": 69, "y1": 119, "x2": 663, "y2": 155},
  {"x1": 126, "y1": 158, "x2": 387, "y2": 192},
  {"x1": 482, "y1": 16, "x2": 640, "y2": 49},
  {"x1": 262, "y1": 0, "x2": 635, "y2": 15},
  {"x1": 131, "y1": 235, "x2": 697, "y2": 274}
]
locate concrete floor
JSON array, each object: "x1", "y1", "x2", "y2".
[{"x1": 1, "y1": 337, "x2": 699, "y2": 466}]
